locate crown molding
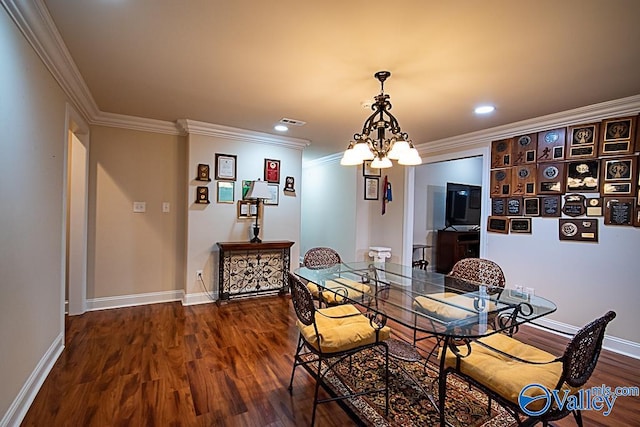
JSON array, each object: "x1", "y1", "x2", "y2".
[
  {"x1": 302, "y1": 152, "x2": 343, "y2": 169},
  {"x1": 417, "y1": 94, "x2": 640, "y2": 156},
  {"x1": 177, "y1": 119, "x2": 310, "y2": 150},
  {"x1": 2, "y1": 0, "x2": 100, "y2": 122},
  {"x1": 92, "y1": 111, "x2": 182, "y2": 135}
]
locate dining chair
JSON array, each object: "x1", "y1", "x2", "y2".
[
  {"x1": 441, "y1": 311, "x2": 616, "y2": 426},
  {"x1": 302, "y1": 247, "x2": 370, "y2": 306},
  {"x1": 287, "y1": 272, "x2": 391, "y2": 426}
]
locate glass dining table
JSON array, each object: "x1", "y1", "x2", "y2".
[{"x1": 294, "y1": 261, "x2": 557, "y2": 427}]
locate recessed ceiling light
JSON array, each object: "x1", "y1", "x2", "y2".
[
  {"x1": 474, "y1": 105, "x2": 495, "y2": 115},
  {"x1": 274, "y1": 124, "x2": 288, "y2": 132}
]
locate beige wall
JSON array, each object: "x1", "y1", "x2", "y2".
[
  {"x1": 186, "y1": 133, "x2": 303, "y2": 298},
  {"x1": 0, "y1": 8, "x2": 68, "y2": 420},
  {"x1": 87, "y1": 126, "x2": 186, "y2": 299}
]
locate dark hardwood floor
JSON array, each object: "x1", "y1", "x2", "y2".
[{"x1": 21, "y1": 296, "x2": 639, "y2": 426}]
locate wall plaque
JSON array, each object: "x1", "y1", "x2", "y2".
[
  {"x1": 510, "y1": 218, "x2": 532, "y2": 234},
  {"x1": 196, "y1": 163, "x2": 211, "y2": 181},
  {"x1": 511, "y1": 165, "x2": 537, "y2": 196},
  {"x1": 512, "y1": 133, "x2": 537, "y2": 165},
  {"x1": 585, "y1": 197, "x2": 603, "y2": 216},
  {"x1": 196, "y1": 186, "x2": 210, "y2": 204},
  {"x1": 562, "y1": 194, "x2": 586, "y2": 217},
  {"x1": 524, "y1": 197, "x2": 540, "y2": 216},
  {"x1": 491, "y1": 197, "x2": 507, "y2": 216},
  {"x1": 490, "y1": 168, "x2": 512, "y2": 197},
  {"x1": 537, "y1": 162, "x2": 565, "y2": 194},
  {"x1": 559, "y1": 219, "x2": 598, "y2": 242},
  {"x1": 491, "y1": 138, "x2": 512, "y2": 168},
  {"x1": 540, "y1": 195, "x2": 561, "y2": 217},
  {"x1": 566, "y1": 160, "x2": 599, "y2": 193},
  {"x1": 507, "y1": 196, "x2": 523, "y2": 216},
  {"x1": 635, "y1": 207, "x2": 640, "y2": 227},
  {"x1": 604, "y1": 197, "x2": 634, "y2": 226},
  {"x1": 601, "y1": 156, "x2": 636, "y2": 196},
  {"x1": 537, "y1": 128, "x2": 566, "y2": 162},
  {"x1": 566, "y1": 123, "x2": 599, "y2": 159},
  {"x1": 599, "y1": 116, "x2": 636, "y2": 156},
  {"x1": 487, "y1": 216, "x2": 509, "y2": 234}
]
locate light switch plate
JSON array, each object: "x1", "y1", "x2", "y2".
[
  {"x1": 162, "y1": 202, "x2": 170, "y2": 213},
  {"x1": 133, "y1": 201, "x2": 146, "y2": 213}
]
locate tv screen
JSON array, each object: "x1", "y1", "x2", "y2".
[{"x1": 445, "y1": 182, "x2": 481, "y2": 227}]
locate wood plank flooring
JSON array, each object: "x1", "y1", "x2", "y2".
[{"x1": 21, "y1": 296, "x2": 639, "y2": 426}]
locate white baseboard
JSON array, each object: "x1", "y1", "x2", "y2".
[
  {"x1": 182, "y1": 291, "x2": 217, "y2": 306},
  {"x1": 86, "y1": 290, "x2": 184, "y2": 311},
  {"x1": 1, "y1": 333, "x2": 64, "y2": 427},
  {"x1": 530, "y1": 318, "x2": 640, "y2": 360}
]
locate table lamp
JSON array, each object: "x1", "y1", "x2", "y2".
[{"x1": 245, "y1": 179, "x2": 272, "y2": 243}]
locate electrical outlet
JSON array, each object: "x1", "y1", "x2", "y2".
[
  {"x1": 196, "y1": 270, "x2": 203, "y2": 280},
  {"x1": 525, "y1": 287, "x2": 535, "y2": 296}
]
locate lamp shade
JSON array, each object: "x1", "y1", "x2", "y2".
[{"x1": 246, "y1": 179, "x2": 271, "y2": 199}]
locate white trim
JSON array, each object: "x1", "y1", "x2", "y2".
[
  {"x1": 0, "y1": 333, "x2": 64, "y2": 427},
  {"x1": 177, "y1": 119, "x2": 310, "y2": 150},
  {"x1": 529, "y1": 318, "x2": 640, "y2": 360},
  {"x1": 402, "y1": 166, "x2": 415, "y2": 266},
  {"x1": 86, "y1": 290, "x2": 184, "y2": 311},
  {"x1": 92, "y1": 111, "x2": 181, "y2": 135},
  {"x1": 182, "y1": 291, "x2": 217, "y2": 306},
  {"x1": 303, "y1": 152, "x2": 343, "y2": 169}
]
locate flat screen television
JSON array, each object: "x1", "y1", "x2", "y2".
[{"x1": 445, "y1": 182, "x2": 482, "y2": 228}]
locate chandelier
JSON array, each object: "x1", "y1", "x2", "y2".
[{"x1": 341, "y1": 71, "x2": 422, "y2": 168}]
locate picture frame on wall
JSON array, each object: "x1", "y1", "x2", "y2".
[
  {"x1": 216, "y1": 181, "x2": 234, "y2": 203},
  {"x1": 237, "y1": 200, "x2": 258, "y2": 218},
  {"x1": 364, "y1": 177, "x2": 379, "y2": 200},
  {"x1": 264, "y1": 159, "x2": 281, "y2": 183},
  {"x1": 241, "y1": 180, "x2": 252, "y2": 199},
  {"x1": 264, "y1": 183, "x2": 279, "y2": 205},
  {"x1": 215, "y1": 153, "x2": 237, "y2": 181},
  {"x1": 363, "y1": 160, "x2": 381, "y2": 177},
  {"x1": 510, "y1": 217, "x2": 532, "y2": 234},
  {"x1": 487, "y1": 216, "x2": 509, "y2": 234}
]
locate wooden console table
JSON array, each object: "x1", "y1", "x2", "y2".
[{"x1": 216, "y1": 240, "x2": 294, "y2": 300}]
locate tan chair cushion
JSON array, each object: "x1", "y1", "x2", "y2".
[
  {"x1": 318, "y1": 279, "x2": 371, "y2": 304},
  {"x1": 443, "y1": 333, "x2": 572, "y2": 411},
  {"x1": 297, "y1": 304, "x2": 390, "y2": 353},
  {"x1": 413, "y1": 293, "x2": 495, "y2": 322}
]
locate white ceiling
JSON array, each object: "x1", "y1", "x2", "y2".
[{"x1": 42, "y1": 0, "x2": 640, "y2": 160}]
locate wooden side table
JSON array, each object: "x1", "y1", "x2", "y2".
[{"x1": 216, "y1": 241, "x2": 294, "y2": 300}]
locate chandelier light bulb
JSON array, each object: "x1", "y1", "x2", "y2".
[{"x1": 371, "y1": 156, "x2": 392, "y2": 169}]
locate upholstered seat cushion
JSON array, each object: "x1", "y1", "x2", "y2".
[
  {"x1": 413, "y1": 293, "x2": 494, "y2": 322},
  {"x1": 297, "y1": 304, "x2": 390, "y2": 353},
  {"x1": 307, "y1": 279, "x2": 371, "y2": 304},
  {"x1": 443, "y1": 333, "x2": 570, "y2": 411}
]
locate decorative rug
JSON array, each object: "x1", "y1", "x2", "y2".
[{"x1": 300, "y1": 345, "x2": 516, "y2": 427}]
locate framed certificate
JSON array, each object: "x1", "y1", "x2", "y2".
[
  {"x1": 364, "y1": 177, "x2": 379, "y2": 200},
  {"x1": 216, "y1": 181, "x2": 235, "y2": 203},
  {"x1": 264, "y1": 184, "x2": 279, "y2": 205},
  {"x1": 215, "y1": 153, "x2": 237, "y2": 181}
]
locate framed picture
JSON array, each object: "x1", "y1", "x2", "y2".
[
  {"x1": 600, "y1": 116, "x2": 636, "y2": 156},
  {"x1": 487, "y1": 216, "x2": 509, "y2": 234},
  {"x1": 237, "y1": 200, "x2": 258, "y2": 218},
  {"x1": 215, "y1": 154, "x2": 237, "y2": 181},
  {"x1": 604, "y1": 197, "x2": 634, "y2": 226},
  {"x1": 363, "y1": 160, "x2": 381, "y2": 177},
  {"x1": 264, "y1": 159, "x2": 281, "y2": 183},
  {"x1": 510, "y1": 218, "x2": 532, "y2": 234},
  {"x1": 241, "y1": 180, "x2": 252, "y2": 199},
  {"x1": 216, "y1": 181, "x2": 234, "y2": 203},
  {"x1": 566, "y1": 160, "x2": 599, "y2": 192},
  {"x1": 524, "y1": 197, "x2": 540, "y2": 216},
  {"x1": 566, "y1": 123, "x2": 599, "y2": 159},
  {"x1": 364, "y1": 177, "x2": 379, "y2": 200},
  {"x1": 264, "y1": 183, "x2": 279, "y2": 205}
]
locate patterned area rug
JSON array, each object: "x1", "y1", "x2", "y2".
[{"x1": 301, "y1": 344, "x2": 516, "y2": 427}]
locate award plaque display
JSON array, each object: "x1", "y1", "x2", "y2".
[
  {"x1": 599, "y1": 116, "x2": 636, "y2": 156},
  {"x1": 511, "y1": 165, "x2": 537, "y2": 196},
  {"x1": 635, "y1": 207, "x2": 640, "y2": 227},
  {"x1": 491, "y1": 197, "x2": 507, "y2": 216},
  {"x1": 559, "y1": 219, "x2": 598, "y2": 242},
  {"x1": 510, "y1": 217, "x2": 532, "y2": 234},
  {"x1": 512, "y1": 133, "x2": 537, "y2": 165},
  {"x1": 196, "y1": 163, "x2": 211, "y2": 181},
  {"x1": 196, "y1": 186, "x2": 210, "y2": 204},
  {"x1": 524, "y1": 197, "x2": 540, "y2": 216},
  {"x1": 490, "y1": 168, "x2": 512, "y2": 197},
  {"x1": 562, "y1": 194, "x2": 586, "y2": 217},
  {"x1": 537, "y1": 162, "x2": 565, "y2": 194},
  {"x1": 540, "y1": 195, "x2": 561, "y2": 217},
  {"x1": 491, "y1": 138, "x2": 512, "y2": 168},
  {"x1": 507, "y1": 196, "x2": 523, "y2": 216},
  {"x1": 585, "y1": 197, "x2": 603, "y2": 216},
  {"x1": 601, "y1": 156, "x2": 636, "y2": 196},
  {"x1": 487, "y1": 216, "x2": 509, "y2": 234},
  {"x1": 604, "y1": 197, "x2": 634, "y2": 226},
  {"x1": 566, "y1": 123, "x2": 599, "y2": 159},
  {"x1": 566, "y1": 160, "x2": 599, "y2": 193},
  {"x1": 536, "y1": 128, "x2": 566, "y2": 163}
]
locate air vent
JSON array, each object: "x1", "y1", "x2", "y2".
[{"x1": 279, "y1": 118, "x2": 306, "y2": 126}]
